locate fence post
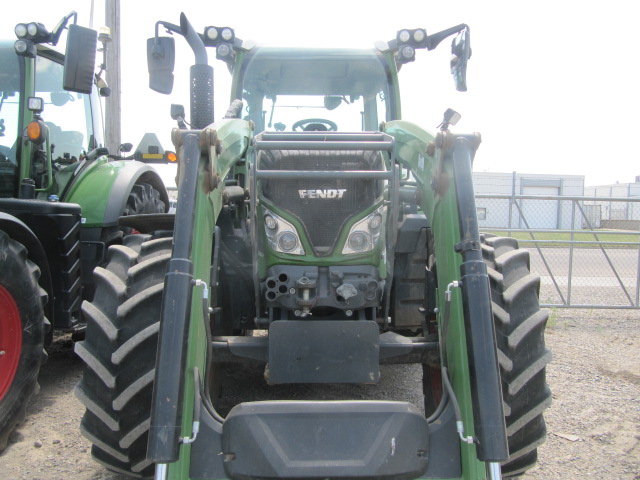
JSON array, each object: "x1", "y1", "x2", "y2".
[
  {"x1": 567, "y1": 200, "x2": 577, "y2": 305},
  {"x1": 508, "y1": 171, "x2": 516, "y2": 236}
]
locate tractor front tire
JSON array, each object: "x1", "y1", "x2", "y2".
[
  {"x1": 0, "y1": 231, "x2": 48, "y2": 451},
  {"x1": 482, "y1": 236, "x2": 552, "y2": 477},
  {"x1": 74, "y1": 234, "x2": 170, "y2": 478}
]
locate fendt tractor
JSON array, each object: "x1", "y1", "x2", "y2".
[
  {"x1": 0, "y1": 13, "x2": 170, "y2": 449},
  {"x1": 75, "y1": 13, "x2": 552, "y2": 480}
]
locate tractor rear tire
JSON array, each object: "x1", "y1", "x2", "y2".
[
  {"x1": 99, "y1": 182, "x2": 167, "y2": 249},
  {"x1": 74, "y1": 234, "x2": 171, "y2": 478},
  {"x1": 123, "y1": 183, "x2": 166, "y2": 216},
  {"x1": 0, "y1": 231, "x2": 48, "y2": 452},
  {"x1": 482, "y1": 236, "x2": 552, "y2": 477}
]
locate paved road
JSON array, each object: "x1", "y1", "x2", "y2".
[{"x1": 527, "y1": 247, "x2": 639, "y2": 306}]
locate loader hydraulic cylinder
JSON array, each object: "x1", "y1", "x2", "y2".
[
  {"x1": 452, "y1": 135, "x2": 509, "y2": 462},
  {"x1": 147, "y1": 134, "x2": 201, "y2": 463}
]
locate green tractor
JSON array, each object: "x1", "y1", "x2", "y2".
[
  {"x1": 0, "y1": 13, "x2": 170, "y2": 450},
  {"x1": 75, "y1": 13, "x2": 551, "y2": 480}
]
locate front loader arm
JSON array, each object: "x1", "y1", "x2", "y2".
[
  {"x1": 148, "y1": 119, "x2": 251, "y2": 478},
  {"x1": 385, "y1": 120, "x2": 508, "y2": 476}
]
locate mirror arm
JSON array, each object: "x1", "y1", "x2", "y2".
[
  {"x1": 426, "y1": 24, "x2": 468, "y2": 51},
  {"x1": 154, "y1": 17, "x2": 207, "y2": 65},
  {"x1": 154, "y1": 21, "x2": 182, "y2": 41},
  {"x1": 51, "y1": 11, "x2": 78, "y2": 46}
]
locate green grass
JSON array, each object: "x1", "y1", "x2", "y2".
[{"x1": 482, "y1": 230, "x2": 640, "y2": 248}]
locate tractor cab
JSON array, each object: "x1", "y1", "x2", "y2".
[
  {"x1": 234, "y1": 46, "x2": 398, "y2": 133},
  {"x1": 0, "y1": 41, "x2": 102, "y2": 198}
]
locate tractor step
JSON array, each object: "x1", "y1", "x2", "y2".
[
  {"x1": 188, "y1": 396, "x2": 462, "y2": 480},
  {"x1": 194, "y1": 400, "x2": 429, "y2": 480},
  {"x1": 212, "y1": 321, "x2": 439, "y2": 384}
]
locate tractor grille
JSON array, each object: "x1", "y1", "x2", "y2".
[{"x1": 259, "y1": 149, "x2": 384, "y2": 255}]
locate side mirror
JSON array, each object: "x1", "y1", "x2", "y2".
[
  {"x1": 63, "y1": 24, "x2": 97, "y2": 94},
  {"x1": 324, "y1": 96, "x2": 343, "y2": 111},
  {"x1": 450, "y1": 27, "x2": 471, "y2": 92},
  {"x1": 119, "y1": 142, "x2": 134, "y2": 153},
  {"x1": 147, "y1": 37, "x2": 175, "y2": 94}
]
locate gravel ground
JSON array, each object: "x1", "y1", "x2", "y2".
[{"x1": 1, "y1": 308, "x2": 638, "y2": 480}]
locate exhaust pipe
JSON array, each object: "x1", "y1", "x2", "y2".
[{"x1": 179, "y1": 12, "x2": 214, "y2": 129}]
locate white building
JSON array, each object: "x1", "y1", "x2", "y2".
[
  {"x1": 584, "y1": 178, "x2": 640, "y2": 229},
  {"x1": 473, "y1": 172, "x2": 585, "y2": 230}
]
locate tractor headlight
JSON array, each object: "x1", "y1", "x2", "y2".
[
  {"x1": 220, "y1": 27, "x2": 234, "y2": 42},
  {"x1": 347, "y1": 231, "x2": 369, "y2": 252},
  {"x1": 27, "y1": 23, "x2": 39, "y2": 37},
  {"x1": 204, "y1": 26, "x2": 234, "y2": 45},
  {"x1": 22, "y1": 22, "x2": 50, "y2": 43},
  {"x1": 27, "y1": 96, "x2": 44, "y2": 113},
  {"x1": 205, "y1": 27, "x2": 219, "y2": 41},
  {"x1": 264, "y1": 213, "x2": 278, "y2": 231},
  {"x1": 342, "y1": 206, "x2": 385, "y2": 255},
  {"x1": 368, "y1": 212, "x2": 383, "y2": 230},
  {"x1": 399, "y1": 45, "x2": 416, "y2": 63},
  {"x1": 14, "y1": 39, "x2": 36, "y2": 58},
  {"x1": 397, "y1": 29, "x2": 411, "y2": 44},
  {"x1": 263, "y1": 208, "x2": 305, "y2": 256},
  {"x1": 278, "y1": 232, "x2": 298, "y2": 252},
  {"x1": 413, "y1": 29, "x2": 426, "y2": 43},
  {"x1": 216, "y1": 43, "x2": 232, "y2": 59},
  {"x1": 15, "y1": 23, "x2": 28, "y2": 38}
]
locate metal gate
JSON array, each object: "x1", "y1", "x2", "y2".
[{"x1": 476, "y1": 194, "x2": 640, "y2": 309}]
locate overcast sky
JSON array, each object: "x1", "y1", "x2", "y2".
[{"x1": 2, "y1": 1, "x2": 639, "y2": 187}]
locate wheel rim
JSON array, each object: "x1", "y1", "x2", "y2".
[{"x1": 0, "y1": 285, "x2": 22, "y2": 400}]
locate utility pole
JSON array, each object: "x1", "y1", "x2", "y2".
[{"x1": 105, "y1": 0, "x2": 121, "y2": 153}]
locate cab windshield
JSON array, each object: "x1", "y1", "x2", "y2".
[
  {"x1": 0, "y1": 43, "x2": 96, "y2": 168},
  {"x1": 236, "y1": 47, "x2": 396, "y2": 133},
  {"x1": 0, "y1": 43, "x2": 21, "y2": 167}
]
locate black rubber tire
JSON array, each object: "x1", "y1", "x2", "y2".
[
  {"x1": 83, "y1": 183, "x2": 167, "y2": 303},
  {"x1": 99, "y1": 182, "x2": 166, "y2": 249},
  {"x1": 122, "y1": 183, "x2": 166, "y2": 216},
  {"x1": 0, "y1": 231, "x2": 48, "y2": 451},
  {"x1": 482, "y1": 236, "x2": 552, "y2": 477},
  {"x1": 74, "y1": 234, "x2": 171, "y2": 478}
]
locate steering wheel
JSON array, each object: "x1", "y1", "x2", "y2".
[{"x1": 292, "y1": 118, "x2": 338, "y2": 132}]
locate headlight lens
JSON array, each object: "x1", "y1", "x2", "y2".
[
  {"x1": 14, "y1": 24, "x2": 27, "y2": 38},
  {"x1": 263, "y1": 208, "x2": 305, "y2": 255},
  {"x1": 27, "y1": 23, "x2": 39, "y2": 37},
  {"x1": 348, "y1": 231, "x2": 369, "y2": 252},
  {"x1": 14, "y1": 39, "x2": 36, "y2": 58},
  {"x1": 264, "y1": 214, "x2": 278, "y2": 230},
  {"x1": 205, "y1": 27, "x2": 218, "y2": 40},
  {"x1": 14, "y1": 39, "x2": 28, "y2": 53},
  {"x1": 369, "y1": 212, "x2": 382, "y2": 230},
  {"x1": 221, "y1": 27, "x2": 234, "y2": 42},
  {"x1": 342, "y1": 206, "x2": 385, "y2": 255},
  {"x1": 400, "y1": 45, "x2": 415, "y2": 61},
  {"x1": 398, "y1": 29, "x2": 411, "y2": 43},
  {"x1": 216, "y1": 43, "x2": 231, "y2": 58},
  {"x1": 278, "y1": 232, "x2": 298, "y2": 252}
]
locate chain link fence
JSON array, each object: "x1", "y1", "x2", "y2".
[{"x1": 476, "y1": 193, "x2": 640, "y2": 309}]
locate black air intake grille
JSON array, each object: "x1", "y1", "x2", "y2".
[{"x1": 259, "y1": 150, "x2": 384, "y2": 255}]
